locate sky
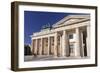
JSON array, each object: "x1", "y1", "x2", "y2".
[{"x1": 24, "y1": 11, "x2": 87, "y2": 45}]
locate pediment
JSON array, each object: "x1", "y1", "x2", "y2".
[{"x1": 52, "y1": 15, "x2": 90, "y2": 28}]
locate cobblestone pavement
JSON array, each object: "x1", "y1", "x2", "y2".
[{"x1": 24, "y1": 55, "x2": 89, "y2": 62}]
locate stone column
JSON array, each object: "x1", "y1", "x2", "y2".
[
  {"x1": 86, "y1": 25, "x2": 90, "y2": 57},
  {"x1": 31, "y1": 39, "x2": 34, "y2": 54},
  {"x1": 62, "y1": 30, "x2": 66, "y2": 56},
  {"x1": 62, "y1": 30, "x2": 69, "y2": 57},
  {"x1": 75, "y1": 28, "x2": 81, "y2": 57},
  {"x1": 43, "y1": 38, "x2": 46, "y2": 55},
  {"x1": 34, "y1": 39, "x2": 38, "y2": 55},
  {"x1": 59, "y1": 35, "x2": 62, "y2": 56},
  {"x1": 47, "y1": 37, "x2": 50, "y2": 55},
  {"x1": 80, "y1": 32, "x2": 84, "y2": 57},
  {"x1": 66, "y1": 32, "x2": 70, "y2": 57},
  {"x1": 54, "y1": 33, "x2": 57, "y2": 57},
  {"x1": 42, "y1": 38, "x2": 44, "y2": 55},
  {"x1": 39, "y1": 38, "x2": 43, "y2": 55},
  {"x1": 50, "y1": 37, "x2": 54, "y2": 55}
]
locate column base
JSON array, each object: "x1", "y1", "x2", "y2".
[{"x1": 53, "y1": 55, "x2": 58, "y2": 58}]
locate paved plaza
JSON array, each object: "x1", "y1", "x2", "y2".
[{"x1": 24, "y1": 55, "x2": 88, "y2": 62}]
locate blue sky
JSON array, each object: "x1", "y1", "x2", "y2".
[{"x1": 24, "y1": 11, "x2": 88, "y2": 45}]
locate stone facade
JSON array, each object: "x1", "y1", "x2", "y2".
[{"x1": 31, "y1": 15, "x2": 90, "y2": 58}]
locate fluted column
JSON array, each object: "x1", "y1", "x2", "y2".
[
  {"x1": 65, "y1": 32, "x2": 70, "y2": 57},
  {"x1": 42, "y1": 38, "x2": 44, "y2": 55},
  {"x1": 43, "y1": 38, "x2": 46, "y2": 55},
  {"x1": 47, "y1": 37, "x2": 50, "y2": 55},
  {"x1": 34, "y1": 39, "x2": 38, "y2": 55},
  {"x1": 86, "y1": 25, "x2": 90, "y2": 57},
  {"x1": 75, "y1": 28, "x2": 81, "y2": 56},
  {"x1": 80, "y1": 32, "x2": 84, "y2": 57},
  {"x1": 62, "y1": 30, "x2": 69, "y2": 57},
  {"x1": 50, "y1": 37, "x2": 54, "y2": 55},
  {"x1": 54, "y1": 33, "x2": 57, "y2": 57},
  {"x1": 39, "y1": 38, "x2": 43, "y2": 55},
  {"x1": 32, "y1": 39, "x2": 34, "y2": 54},
  {"x1": 59, "y1": 35, "x2": 62, "y2": 56},
  {"x1": 62, "y1": 30, "x2": 66, "y2": 56}
]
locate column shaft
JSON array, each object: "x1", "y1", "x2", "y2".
[
  {"x1": 59, "y1": 36, "x2": 62, "y2": 56},
  {"x1": 42, "y1": 38, "x2": 44, "y2": 55},
  {"x1": 80, "y1": 32, "x2": 84, "y2": 57},
  {"x1": 34, "y1": 39, "x2": 38, "y2": 55},
  {"x1": 66, "y1": 32, "x2": 70, "y2": 57},
  {"x1": 39, "y1": 38, "x2": 43, "y2": 55},
  {"x1": 62, "y1": 30, "x2": 69, "y2": 57},
  {"x1": 32, "y1": 39, "x2": 34, "y2": 54},
  {"x1": 86, "y1": 26, "x2": 90, "y2": 57},
  {"x1": 54, "y1": 33, "x2": 57, "y2": 57},
  {"x1": 62, "y1": 30, "x2": 66, "y2": 56},
  {"x1": 43, "y1": 38, "x2": 46, "y2": 55},
  {"x1": 47, "y1": 37, "x2": 50, "y2": 55},
  {"x1": 75, "y1": 28, "x2": 81, "y2": 56}
]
